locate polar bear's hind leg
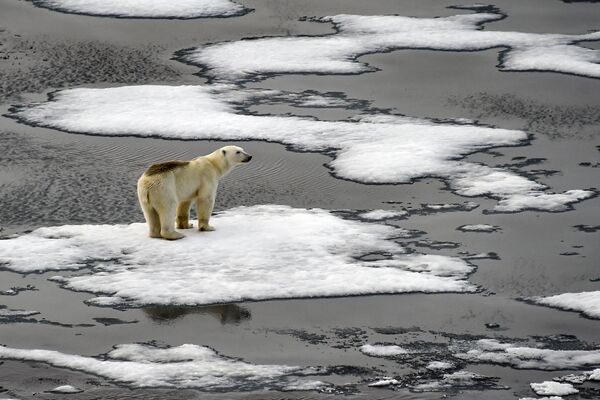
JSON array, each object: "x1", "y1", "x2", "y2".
[{"x1": 176, "y1": 200, "x2": 193, "y2": 229}]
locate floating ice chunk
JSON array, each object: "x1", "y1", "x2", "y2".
[
  {"x1": 0, "y1": 307, "x2": 40, "y2": 318},
  {"x1": 360, "y1": 344, "x2": 408, "y2": 357},
  {"x1": 554, "y1": 373, "x2": 588, "y2": 384},
  {"x1": 0, "y1": 344, "x2": 321, "y2": 390},
  {"x1": 426, "y1": 361, "x2": 455, "y2": 370},
  {"x1": 28, "y1": 0, "x2": 249, "y2": 19},
  {"x1": 411, "y1": 370, "x2": 500, "y2": 392},
  {"x1": 281, "y1": 380, "x2": 328, "y2": 391},
  {"x1": 519, "y1": 397, "x2": 564, "y2": 400},
  {"x1": 179, "y1": 11, "x2": 600, "y2": 80},
  {"x1": 528, "y1": 291, "x2": 600, "y2": 319},
  {"x1": 493, "y1": 190, "x2": 595, "y2": 212},
  {"x1": 85, "y1": 296, "x2": 127, "y2": 307},
  {"x1": 48, "y1": 385, "x2": 83, "y2": 394},
  {"x1": 368, "y1": 378, "x2": 399, "y2": 387},
  {"x1": 457, "y1": 224, "x2": 500, "y2": 232},
  {"x1": 10, "y1": 85, "x2": 594, "y2": 212},
  {"x1": 421, "y1": 202, "x2": 480, "y2": 212},
  {"x1": 358, "y1": 209, "x2": 408, "y2": 220},
  {"x1": 457, "y1": 339, "x2": 600, "y2": 369},
  {"x1": 530, "y1": 381, "x2": 578, "y2": 396},
  {"x1": 0, "y1": 205, "x2": 476, "y2": 307}
]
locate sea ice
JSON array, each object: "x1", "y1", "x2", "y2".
[
  {"x1": 368, "y1": 378, "x2": 399, "y2": 387},
  {"x1": 48, "y1": 385, "x2": 83, "y2": 394},
  {"x1": 426, "y1": 361, "x2": 455, "y2": 370},
  {"x1": 0, "y1": 307, "x2": 40, "y2": 318},
  {"x1": 457, "y1": 224, "x2": 500, "y2": 232},
  {"x1": 28, "y1": 0, "x2": 249, "y2": 18},
  {"x1": 0, "y1": 344, "x2": 322, "y2": 390},
  {"x1": 360, "y1": 344, "x2": 408, "y2": 357},
  {"x1": 10, "y1": 85, "x2": 594, "y2": 212},
  {"x1": 0, "y1": 205, "x2": 476, "y2": 307},
  {"x1": 530, "y1": 381, "x2": 578, "y2": 396},
  {"x1": 358, "y1": 209, "x2": 408, "y2": 220},
  {"x1": 528, "y1": 291, "x2": 600, "y2": 319},
  {"x1": 179, "y1": 10, "x2": 600, "y2": 80},
  {"x1": 457, "y1": 339, "x2": 600, "y2": 370}
]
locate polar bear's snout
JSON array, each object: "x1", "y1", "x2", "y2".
[{"x1": 242, "y1": 154, "x2": 252, "y2": 163}]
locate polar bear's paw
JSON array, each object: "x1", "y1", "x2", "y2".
[
  {"x1": 161, "y1": 230, "x2": 186, "y2": 240},
  {"x1": 176, "y1": 220, "x2": 193, "y2": 229},
  {"x1": 199, "y1": 224, "x2": 215, "y2": 232}
]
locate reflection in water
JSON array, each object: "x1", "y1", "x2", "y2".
[{"x1": 143, "y1": 304, "x2": 251, "y2": 324}]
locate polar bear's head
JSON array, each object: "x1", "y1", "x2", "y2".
[{"x1": 221, "y1": 145, "x2": 252, "y2": 165}]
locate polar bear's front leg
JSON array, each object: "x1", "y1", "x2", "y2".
[
  {"x1": 197, "y1": 194, "x2": 215, "y2": 232},
  {"x1": 176, "y1": 200, "x2": 193, "y2": 229}
]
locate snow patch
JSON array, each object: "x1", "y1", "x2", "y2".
[
  {"x1": 529, "y1": 291, "x2": 600, "y2": 319},
  {"x1": 48, "y1": 385, "x2": 82, "y2": 394},
  {"x1": 457, "y1": 224, "x2": 500, "y2": 232},
  {"x1": 10, "y1": 85, "x2": 594, "y2": 212},
  {"x1": 368, "y1": 378, "x2": 399, "y2": 387},
  {"x1": 457, "y1": 339, "x2": 600, "y2": 370},
  {"x1": 0, "y1": 344, "x2": 321, "y2": 390},
  {"x1": 180, "y1": 11, "x2": 600, "y2": 80},
  {"x1": 426, "y1": 361, "x2": 455, "y2": 370},
  {"x1": 530, "y1": 381, "x2": 578, "y2": 396},
  {"x1": 360, "y1": 344, "x2": 408, "y2": 357},
  {"x1": 29, "y1": 0, "x2": 249, "y2": 18},
  {"x1": 0, "y1": 205, "x2": 476, "y2": 307},
  {"x1": 0, "y1": 307, "x2": 40, "y2": 318},
  {"x1": 358, "y1": 209, "x2": 408, "y2": 220}
]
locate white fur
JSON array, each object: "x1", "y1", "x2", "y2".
[{"x1": 137, "y1": 145, "x2": 251, "y2": 240}]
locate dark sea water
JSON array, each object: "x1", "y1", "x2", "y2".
[{"x1": 0, "y1": 0, "x2": 599, "y2": 398}]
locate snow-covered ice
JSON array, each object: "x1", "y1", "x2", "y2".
[
  {"x1": 29, "y1": 0, "x2": 249, "y2": 18},
  {"x1": 0, "y1": 205, "x2": 476, "y2": 307},
  {"x1": 0, "y1": 307, "x2": 40, "y2": 318},
  {"x1": 422, "y1": 202, "x2": 479, "y2": 211},
  {"x1": 368, "y1": 378, "x2": 399, "y2": 387},
  {"x1": 529, "y1": 291, "x2": 600, "y2": 319},
  {"x1": 10, "y1": 85, "x2": 595, "y2": 212},
  {"x1": 48, "y1": 385, "x2": 83, "y2": 394},
  {"x1": 411, "y1": 370, "x2": 499, "y2": 392},
  {"x1": 530, "y1": 381, "x2": 579, "y2": 396},
  {"x1": 457, "y1": 339, "x2": 600, "y2": 370},
  {"x1": 360, "y1": 344, "x2": 408, "y2": 357},
  {"x1": 457, "y1": 224, "x2": 500, "y2": 232},
  {"x1": 180, "y1": 10, "x2": 600, "y2": 81},
  {"x1": 426, "y1": 361, "x2": 455, "y2": 370},
  {"x1": 358, "y1": 209, "x2": 408, "y2": 220},
  {"x1": 0, "y1": 344, "x2": 322, "y2": 390}
]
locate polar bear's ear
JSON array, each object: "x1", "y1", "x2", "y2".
[{"x1": 222, "y1": 149, "x2": 226, "y2": 156}]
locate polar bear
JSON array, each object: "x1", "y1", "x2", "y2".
[{"x1": 137, "y1": 145, "x2": 252, "y2": 240}]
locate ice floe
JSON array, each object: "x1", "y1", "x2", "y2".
[
  {"x1": 411, "y1": 370, "x2": 503, "y2": 392},
  {"x1": 530, "y1": 381, "x2": 579, "y2": 396},
  {"x1": 368, "y1": 378, "x2": 399, "y2": 387},
  {"x1": 457, "y1": 339, "x2": 600, "y2": 370},
  {"x1": 358, "y1": 209, "x2": 408, "y2": 220},
  {"x1": 0, "y1": 343, "x2": 322, "y2": 390},
  {"x1": 0, "y1": 205, "x2": 476, "y2": 307},
  {"x1": 179, "y1": 10, "x2": 600, "y2": 81},
  {"x1": 10, "y1": 85, "x2": 595, "y2": 212},
  {"x1": 360, "y1": 344, "x2": 408, "y2": 357},
  {"x1": 28, "y1": 0, "x2": 249, "y2": 19},
  {"x1": 528, "y1": 291, "x2": 600, "y2": 319},
  {"x1": 48, "y1": 385, "x2": 83, "y2": 394},
  {"x1": 426, "y1": 361, "x2": 455, "y2": 370},
  {"x1": 0, "y1": 306, "x2": 40, "y2": 319},
  {"x1": 457, "y1": 224, "x2": 500, "y2": 232}
]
